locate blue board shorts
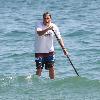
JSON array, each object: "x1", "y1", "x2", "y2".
[{"x1": 35, "y1": 52, "x2": 55, "y2": 70}]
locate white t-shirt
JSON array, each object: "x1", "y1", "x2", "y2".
[{"x1": 34, "y1": 21, "x2": 61, "y2": 53}]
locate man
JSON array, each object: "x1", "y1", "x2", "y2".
[{"x1": 34, "y1": 12, "x2": 68, "y2": 79}]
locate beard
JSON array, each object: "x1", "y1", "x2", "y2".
[{"x1": 43, "y1": 21, "x2": 50, "y2": 26}]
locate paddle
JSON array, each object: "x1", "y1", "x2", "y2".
[{"x1": 52, "y1": 30, "x2": 80, "y2": 76}]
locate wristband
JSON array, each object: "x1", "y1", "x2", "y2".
[{"x1": 62, "y1": 47, "x2": 66, "y2": 49}]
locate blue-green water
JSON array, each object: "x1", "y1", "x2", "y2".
[{"x1": 0, "y1": 0, "x2": 100, "y2": 99}]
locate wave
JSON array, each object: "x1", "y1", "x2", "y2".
[
  {"x1": 4, "y1": 30, "x2": 30, "y2": 37},
  {"x1": 0, "y1": 52, "x2": 34, "y2": 64},
  {"x1": 7, "y1": 52, "x2": 33, "y2": 58},
  {"x1": 66, "y1": 29, "x2": 92, "y2": 37},
  {"x1": 0, "y1": 74, "x2": 100, "y2": 100},
  {"x1": 0, "y1": 74, "x2": 100, "y2": 87}
]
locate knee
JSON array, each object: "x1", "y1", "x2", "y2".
[{"x1": 45, "y1": 62, "x2": 54, "y2": 70}]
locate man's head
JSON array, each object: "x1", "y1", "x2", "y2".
[{"x1": 43, "y1": 12, "x2": 52, "y2": 26}]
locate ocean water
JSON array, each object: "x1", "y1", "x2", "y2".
[{"x1": 0, "y1": 0, "x2": 100, "y2": 100}]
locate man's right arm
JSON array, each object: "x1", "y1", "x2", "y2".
[{"x1": 37, "y1": 26, "x2": 53, "y2": 36}]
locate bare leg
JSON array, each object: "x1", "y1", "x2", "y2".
[
  {"x1": 36, "y1": 67, "x2": 42, "y2": 76},
  {"x1": 49, "y1": 67, "x2": 54, "y2": 79}
]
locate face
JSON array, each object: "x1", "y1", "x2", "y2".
[{"x1": 43, "y1": 15, "x2": 51, "y2": 26}]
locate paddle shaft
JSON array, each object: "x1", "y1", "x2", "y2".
[
  {"x1": 66, "y1": 55, "x2": 80, "y2": 76},
  {"x1": 52, "y1": 30, "x2": 80, "y2": 76}
]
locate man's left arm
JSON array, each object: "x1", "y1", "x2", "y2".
[{"x1": 59, "y1": 37, "x2": 68, "y2": 55}]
